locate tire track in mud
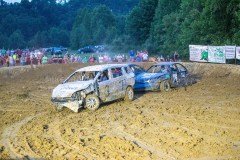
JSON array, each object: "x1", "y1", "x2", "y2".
[
  {"x1": 46, "y1": 112, "x2": 170, "y2": 159},
  {"x1": 48, "y1": 115, "x2": 96, "y2": 159},
  {"x1": 109, "y1": 122, "x2": 176, "y2": 160},
  {"x1": 189, "y1": 155, "x2": 240, "y2": 160},
  {"x1": 1, "y1": 113, "x2": 43, "y2": 159},
  {"x1": 125, "y1": 105, "x2": 240, "y2": 159}
]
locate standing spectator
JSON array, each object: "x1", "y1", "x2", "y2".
[
  {"x1": 166, "y1": 55, "x2": 170, "y2": 62},
  {"x1": 77, "y1": 56, "x2": 82, "y2": 63},
  {"x1": 129, "y1": 50, "x2": 135, "y2": 61},
  {"x1": 116, "y1": 54, "x2": 123, "y2": 62},
  {"x1": 99, "y1": 55, "x2": 103, "y2": 63},
  {"x1": 70, "y1": 54, "x2": 74, "y2": 63},
  {"x1": 63, "y1": 54, "x2": 69, "y2": 64},
  {"x1": 6, "y1": 50, "x2": 10, "y2": 56},
  {"x1": 6, "y1": 55, "x2": 9, "y2": 67},
  {"x1": 42, "y1": 55, "x2": 48, "y2": 64},
  {"x1": 82, "y1": 56, "x2": 87, "y2": 63},
  {"x1": 142, "y1": 52, "x2": 148, "y2": 62},
  {"x1": 135, "y1": 54, "x2": 142, "y2": 62},
  {"x1": 103, "y1": 54, "x2": 109, "y2": 63},
  {"x1": 174, "y1": 51, "x2": 179, "y2": 62},
  {"x1": 16, "y1": 54, "x2": 20, "y2": 65},
  {"x1": 1, "y1": 49, "x2": 6, "y2": 56},
  {"x1": 0, "y1": 56, "x2": 3, "y2": 67},
  {"x1": 26, "y1": 54, "x2": 31, "y2": 65},
  {"x1": 20, "y1": 55, "x2": 26, "y2": 66},
  {"x1": 159, "y1": 55, "x2": 164, "y2": 61},
  {"x1": 12, "y1": 53, "x2": 17, "y2": 66},
  {"x1": 89, "y1": 55, "x2": 95, "y2": 63},
  {"x1": 9, "y1": 55, "x2": 14, "y2": 66}
]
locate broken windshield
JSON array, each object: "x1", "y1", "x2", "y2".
[{"x1": 65, "y1": 71, "x2": 99, "y2": 83}]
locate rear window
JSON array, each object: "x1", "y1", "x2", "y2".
[
  {"x1": 124, "y1": 67, "x2": 132, "y2": 74},
  {"x1": 111, "y1": 67, "x2": 123, "y2": 78}
]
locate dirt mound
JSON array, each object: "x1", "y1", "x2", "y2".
[
  {"x1": 183, "y1": 62, "x2": 240, "y2": 77},
  {"x1": 0, "y1": 62, "x2": 240, "y2": 159}
]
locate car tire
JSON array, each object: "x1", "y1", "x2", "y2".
[
  {"x1": 124, "y1": 86, "x2": 134, "y2": 101},
  {"x1": 85, "y1": 94, "x2": 100, "y2": 111},
  {"x1": 160, "y1": 81, "x2": 171, "y2": 92}
]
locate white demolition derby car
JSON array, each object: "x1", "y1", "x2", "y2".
[{"x1": 51, "y1": 64, "x2": 135, "y2": 112}]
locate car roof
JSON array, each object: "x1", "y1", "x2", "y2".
[
  {"x1": 76, "y1": 64, "x2": 129, "y2": 72},
  {"x1": 155, "y1": 62, "x2": 178, "y2": 66}
]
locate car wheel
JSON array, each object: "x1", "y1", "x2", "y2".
[
  {"x1": 160, "y1": 81, "x2": 171, "y2": 92},
  {"x1": 85, "y1": 94, "x2": 100, "y2": 111},
  {"x1": 124, "y1": 86, "x2": 134, "y2": 101}
]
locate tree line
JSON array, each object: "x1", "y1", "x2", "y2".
[
  {"x1": 0, "y1": 0, "x2": 138, "y2": 49},
  {"x1": 0, "y1": 0, "x2": 239, "y2": 57},
  {"x1": 126, "y1": 0, "x2": 240, "y2": 57}
]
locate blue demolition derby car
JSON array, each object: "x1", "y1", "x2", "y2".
[
  {"x1": 147, "y1": 62, "x2": 191, "y2": 88},
  {"x1": 128, "y1": 64, "x2": 171, "y2": 91},
  {"x1": 128, "y1": 62, "x2": 191, "y2": 92}
]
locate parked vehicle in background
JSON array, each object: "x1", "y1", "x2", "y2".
[
  {"x1": 51, "y1": 64, "x2": 135, "y2": 112},
  {"x1": 46, "y1": 47, "x2": 68, "y2": 55},
  {"x1": 94, "y1": 45, "x2": 106, "y2": 53},
  {"x1": 128, "y1": 64, "x2": 171, "y2": 92},
  {"x1": 78, "y1": 45, "x2": 106, "y2": 54},
  {"x1": 147, "y1": 62, "x2": 192, "y2": 88},
  {"x1": 49, "y1": 55, "x2": 64, "y2": 64},
  {"x1": 78, "y1": 46, "x2": 96, "y2": 54}
]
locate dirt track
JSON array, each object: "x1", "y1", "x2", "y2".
[{"x1": 0, "y1": 62, "x2": 240, "y2": 160}]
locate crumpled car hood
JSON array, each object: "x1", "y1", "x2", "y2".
[
  {"x1": 135, "y1": 72, "x2": 166, "y2": 82},
  {"x1": 52, "y1": 80, "x2": 94, "y2": 98}
]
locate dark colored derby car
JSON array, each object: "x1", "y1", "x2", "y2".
[
  {"x1": 147, "y1": 62, "x2": 192, "y2": 88},
  {"x1": 128, "y1": 64, "x2": 171, "y2": 91}
]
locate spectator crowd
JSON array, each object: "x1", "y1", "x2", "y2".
[{"x1": 0, "y1": 48, "x2": 180, "y2": 68}]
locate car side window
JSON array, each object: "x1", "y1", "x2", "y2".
[
  {"x1": 176, "y1": 64, "x2": 187, "y2": 72},
  {"x1": 148, "y1": 66, "x2": 157, "y2": 73},
  {"x1": 130, "y1": 65, "x2": 145, "y2": 75},
  {"x1": 124, "y1": 67, "x2": 132, "y2": 74},
  {"x1": 98, "y1": 69, "x2": 109, "y2": 82},
  {"x1": 170, "y1": 64, "x2": 178, "y2": 73},
  {"x1": 111, "y1": 67, "x2": 123, "y2": 78}
]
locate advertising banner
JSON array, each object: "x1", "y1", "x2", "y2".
[
  {"x1": 208, "y1": 46, "x2": 226, "y2": 63},
  {"x1": 236, "y1": 47, "x2": 240, "y2": 60},
  {"x1": 225, "y1": 46, "x2": 236, "y2": 59},
  {"x1": 189, "y1": 45, "x2": 208, "y2": 62}
]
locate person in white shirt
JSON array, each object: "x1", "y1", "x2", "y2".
[
  {"x1": 142, "y1": 53, "x2": 148, "y2": 62},
  {"x1": 98, "y1": 55, "x2": 103, "y2": 63}
]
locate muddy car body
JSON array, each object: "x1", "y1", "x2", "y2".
[
  {"x1": 128, "y1": 64, "x2": 171, "y2": 91},
  {"x1": 147, "y1": 62, "x2": 191, "y2": 87},
  {"x1": 51, "y1": 64, "x2": 135, "y2": 112}
]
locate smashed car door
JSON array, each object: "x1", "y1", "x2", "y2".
[{"x1": 98, "y1": 69, "x2": 111, "y2": 102}]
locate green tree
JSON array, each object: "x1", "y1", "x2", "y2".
[
  {"x1": 29, "y1": 31, "x2": 49, "y2": 48},
  {"x1": 148, "y1": 0, "x2": 181, "y2": 53},
  {"x1": 126, "y1": 0, "x2": 158, "y2": 45},
  {"x1": 0, "y1": 33, "x2": 9, "y2": 49},
  {"x1": 70, "y1": 5, "x2": 117, "y2": 49},
  {"x1": 9, "y1": 30, "x2": 26, "y2": 49},
  {"x1": 49, "y1": 27, "x2": 70, "y2": 46}
]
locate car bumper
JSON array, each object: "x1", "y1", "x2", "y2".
[{"x1": 51, "y1": 97, "x2": 83, "y2": 112}]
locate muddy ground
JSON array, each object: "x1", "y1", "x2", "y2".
[{"x1": 0, "y1": 62, "x2": 240, "y2": 160}]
